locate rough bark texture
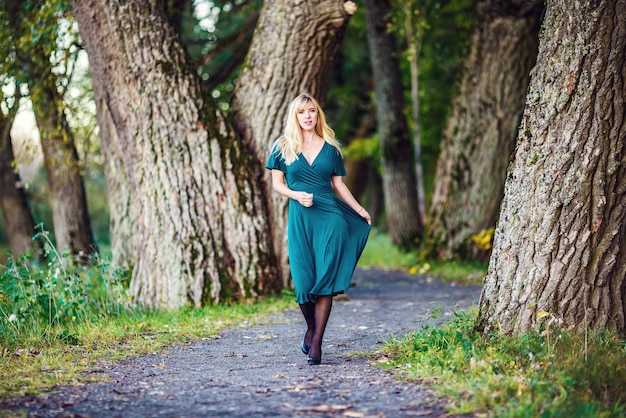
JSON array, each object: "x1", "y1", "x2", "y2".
[
  {"x1": 0, "y1": 107, "x2": 39, "y2": 255},
  {"x1": 72, "y1": 0, "x2": 279, "y2": 308},
  {"x1": 31, "y1": 80, "x2": 96, "y2": 259},
  {"x1": 232, "y1": 0, "x2": 354, "y2": 286},
  {"x1": 427, "y1": 0, "x2": 542, "y2": 262},
  {"x1": 364, "y1": 0, "x2": 422, "y2": 247},
  {"x1": 479, "y1": 0, "x2": 626, "y2": 336}
]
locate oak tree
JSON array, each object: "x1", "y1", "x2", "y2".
[
  {"x1": 72, "y1": 0, "x2": 355, "y2": 307},
  {"x1": 479, "y1": 0, "x2": 626, "y2": 336},
  {"x1": 427, "y1": 0, "x2": 542, "y2": 261}
]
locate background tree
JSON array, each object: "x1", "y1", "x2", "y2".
[
  {"x1": 72, "y1": 0, "x2": 277, "y2": 308},
  {"x1": 325, "y1": 7, "x2": 383, "y2": 224},
  {"x1": 175, "y1": 0, "x2": 263, "y2": 98},
  {"x1": 364, "y1": 0, "x2": 422, "y2": 248},
  {"x1": 0, "y1": 87, "x2": 40, "y2": 256},
  {"x1": 391, "y1": 0, "x2": 432, "y2": 223},
  {"x1": 479, "y1": 0, "x2": 626, "y2": 336},
  {"x1": 426, "y1": 0, "x2": 542, "y2": 262},
  {"x1": 232, "y1": 1, "x2": 357, "y2": 285},
  {"x1": 72, "y1": 0, "x2": 354, "y2": 308},
  {"x1": 2, "y1": 0, "x2": 95, "y2": 259}
]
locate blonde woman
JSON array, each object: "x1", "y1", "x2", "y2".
[{"x1": 266, "y1": 93, "x2": 371, "y2": 365}]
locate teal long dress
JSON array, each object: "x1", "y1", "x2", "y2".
[{"x1": 266, "y1": 142, "x2": 371, "y2": 304}]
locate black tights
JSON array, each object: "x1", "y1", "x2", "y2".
[{"x1": 299, "y1": 295, "x2": 333, "y2": 359}]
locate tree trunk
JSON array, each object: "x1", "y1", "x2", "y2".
[
  {"x1": 232, "y1": 0, "x2": 355, "y2": 286},
  {"x1": 0, "y1": 94, "x2": 40, "y2": 256},
  {"x1": 427, "y1": 0, "x2": 542, "y2": 262},
  {"x1": 30, "y1": 79, "x2": 96, "y2": 259},
  {"x1": 479, "y1": 0, "x2": 626, "y2": 336},
  {"x1": 72, "y1": 0, "x2": 279, "y2": 308},
  {"x1": 364, "y1": 0, "x2": 422, "y2": 248}
]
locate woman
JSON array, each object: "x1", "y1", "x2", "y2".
[{"x1": 265, "y1": 93, "x2": 371, "y2": 365}]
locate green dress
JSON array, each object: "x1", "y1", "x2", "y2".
[{"x1": 266, "y1": 142, "x2": 371, "y2": 304}]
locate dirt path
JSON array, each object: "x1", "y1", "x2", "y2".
[{"x1": 3, "y1": 268, "x2": 481, "y2": 417}]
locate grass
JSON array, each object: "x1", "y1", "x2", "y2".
[
  {"x1": 360, "y1": 231, "x2": 626, "y2": 417},
  {"x1": 1, "y1": 292, "x2": 294, "y2": 398},
  {"x1": 4, "y1": 230, "x2": 623, "y2": 417},
  {"x1": 377, "y1": 309, "x2": 626, "y2": 417},
  {"x1": 0, "y1": 235, "x2": 294, "y2": 399},
  {"x1": 359, "y1": 228, "x2": 487, "y2": 285}
]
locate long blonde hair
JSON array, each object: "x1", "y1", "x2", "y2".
[{"x1": 277, "y1": 93, "x2": 342, "y2": 165}]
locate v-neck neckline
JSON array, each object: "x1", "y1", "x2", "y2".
[{"x1": 303, "y1": 141, "x2": 325, "y2": 166}]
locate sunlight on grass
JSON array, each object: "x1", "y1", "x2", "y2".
[
  {"x1": 359, "y1": 229, "x2": 487, "y2": 285},
  {"x1": 359, "y1": 228, "x2": 418, "y2": 270}
]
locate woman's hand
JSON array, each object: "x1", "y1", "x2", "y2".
[
  {"x1": 295, "y1": 191, "x2": 314, "y2": 207},
  {"x1": 358, "y1": 207, "x2": 372, "y2": 225}
]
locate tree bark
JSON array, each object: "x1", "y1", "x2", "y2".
[
  {"x1": 232, "y1": 0, "x2": 355, "y2": 285},
  {"x1": 364, "y1": 0, "x2": 423, "y2": 248},
  {"x1": 479, "y1": 0, "x2": 626, "y2": 336},
  {"x1": 31, "y1": 78, "x2": 96, "y2": 259},
  {"x1": 427, "y1": 0, "x2": 542, "y2": 262},
  {"x1": 0, "y1": 94, "x2": 40, "y2": 256},
  {"x1": 72, "y1": 0, "x2": 279, "y2": 308}
]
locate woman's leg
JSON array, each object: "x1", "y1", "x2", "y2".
[
  {"x1": 299, "y1": 302, "x2": 316, "y2": 352},
  {"x1": 309, "y1": 295, "x2": 333, "y2": 363}
]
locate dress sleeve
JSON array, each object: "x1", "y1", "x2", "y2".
[
  {"x1": 265, "y1": 142, "x2": 287, "y2": 173},
  {"x1": 332, "y1": 148, "x2": 347, "y2": 176}
]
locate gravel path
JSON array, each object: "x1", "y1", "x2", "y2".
[{"x1": 3, "y1": 268, "x2": 481, "y2": 417}]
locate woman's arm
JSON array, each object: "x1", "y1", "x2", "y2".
[
  {"x1": 271, "y1": 170, "x2": 313, "y2": 207},
  {"x1": 331, "y1": 175, "x2": 371, "y2": 225}
]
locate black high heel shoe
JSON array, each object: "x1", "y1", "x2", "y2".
[
  {"x1": 307, "y1": 356, "x2": 321, "y2": 365},
  {"x1": 307, "y1": 346, "x2": 321, "y2": 365},
  {"x1": 301, "y1": 337, "x2": 310, "y2": 355}
]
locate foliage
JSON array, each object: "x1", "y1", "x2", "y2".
[
  {"x1": 343, "y1": 135, "x2": 380, "y2": 166},
  {"x1": 0, "y1": 0, "x2": 104, "y2": 250},
  {"x1": 327, "y1": 0, "x2": 477, "y2": 215},
  {"x1": 471, "y1": 227, "x2": 495, "y2": 251},
  {"x1": 176, "y1": 0, "x2": 263, "y2": 108},
  {"x1": 379, "y1": 309, "x2": 626, "y2": 417},
  {"x1": 0, "y1": 227, "x2": 130, "y2": 347},
  {"x1": 404, "y1": 0, "x2": 476, "y2": 198},
  {"x1": 1, "y1": 286, "x2": 295, "y2": 397},
  {"x1": 326, "y1": 5, "x2": 374, "y2": 144},
  {"x1": 0, "y1": 230, "x2": 294, "y2": 397}
]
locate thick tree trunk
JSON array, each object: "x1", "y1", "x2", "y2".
[
  {"x1": 0, "y1": 101, "x2": 39, "y2": 255},
  {"x1": 427, "y1": 0, "x2": 542, "y2": 262},
  {"x1": 364, "y1": 0, "x2": 422, "y2": 248},
  {"x1": 72, "y1": 0, "x2": 279, "y2": 308},
  {"x1": 31, "y1": 80, "x2": 96, "y2": 259},
  {"x1": 479, "y1": 0, "x2": 626, "y2": 336},
  {"x1": 232, "y1": 0, "x2": 355, "y2": 285}
]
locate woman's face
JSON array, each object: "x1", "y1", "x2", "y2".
[{"x1": 296, "y1": 103, "x2": 318, "y2": 133}]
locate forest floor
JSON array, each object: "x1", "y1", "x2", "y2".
[{"x1": 1, "y1": 268, "x2": 481, "y2": 418}]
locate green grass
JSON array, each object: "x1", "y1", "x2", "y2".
[
  {"x1": 378, "y1": 309, "x2": 626, "y2": 417},
  {"x1": 0, "y1": 238, "x2": 294, "y2": 398},
  {"x1": 359, "y1": 229, "x2": 487, "y2": 285},
  {"x1": 5, "y1": 230, "x2": 622, "y2": 417},
  {"x1": 361, "y1": 231, "x2": 626, "y2": 417},
  {"x1": 1, "y1": 290, "x2": 294, "y2": 398}
]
